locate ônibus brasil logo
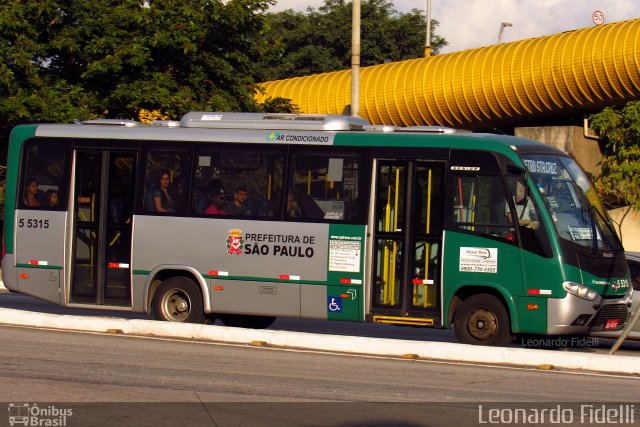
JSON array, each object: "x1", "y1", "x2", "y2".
[{"x1": 227, "y1": 229, "x2": 244, "y2": 255}]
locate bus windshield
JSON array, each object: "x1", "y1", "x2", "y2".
[{"x1": 521, "y1": 155, "x2": 622, "y2": 252}]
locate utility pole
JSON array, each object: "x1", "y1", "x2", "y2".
[
  {"x1": 351, "y1": 0, "x2": 361, "y2": 117},
  {"x1": 425, "y1": 0, "x2": 432, "y2": 57}
]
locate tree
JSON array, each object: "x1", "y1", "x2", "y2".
[
  {"x1": 0, "y1": 0, "x2": 278, "y2": 156},
  {"x1": 589, "y1": 101, "x2": 640, "y2": 211},
  {"x1": 257, "y1": 0, "x2": 447, "y2": 81}
]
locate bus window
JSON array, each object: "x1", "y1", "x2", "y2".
[
  {"x1": 289, "y1": 152, "x2": 361, "y2": 222},
  {"x1": 192, "y1": 146, "x2": 284, "y2": 217},
  {"x1": 450, "y1": 175, "x2": 515, "y2": 242},
  {"x1": 143, "y1": 149, "x2": 190, "y2": 214},
  {"x1": 20, "y1": 139, "x2": 69, "y2": 209},
  {"x1": 505, "y1": 174, "x2": 553, "y2": 257}
]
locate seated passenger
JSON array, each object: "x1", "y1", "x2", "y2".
[
  {"x1": 45, "y1": 189, "x2": 59, "y2": 208},
  {"x1": 287, "y1": 192, "x2": 301, "y2": 217},
  {"x1": 23, "y1": 178, "x2": 41, "y2": 207},
  {"x1": 225, "y1": 185, "x2": 250, "y2": 216},
  {"x1": 153, "y1": 171, "x2": 175, "y2": 213},
  {"x1": 204, "y1": 180, "x2": 227, "y2": 215}
]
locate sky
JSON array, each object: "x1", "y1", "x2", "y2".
[{"x1": 267, "y1": 0, "x2": 640, "y2": 54}]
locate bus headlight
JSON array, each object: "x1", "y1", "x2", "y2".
[{"x1": 562, "y1": 281, "x2": 598, "y2": 301}]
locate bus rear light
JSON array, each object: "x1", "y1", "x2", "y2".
[
  {"x1": 527, "y1": 304, "x2": 539, "y2": 310},
  {"x1": 20, "y1": 273, "x2": 28, "y2": 279},
  {"x1": 28, "y1": 259, "x2": 48, "y2": 266},
  {"x1": 562, "y1": 281, "x2": 597, "y2": 301}
]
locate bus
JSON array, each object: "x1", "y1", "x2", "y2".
[{"x1": 2, "y1": 112, "x2": 633, "y2": 346}]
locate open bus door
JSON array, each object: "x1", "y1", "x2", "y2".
[
  {"x1": 370, "y1": 159, "x2": 446, "y2": 325},
  {"x1": 70, "y1": 149, "x2": 136, "y2": 306}
]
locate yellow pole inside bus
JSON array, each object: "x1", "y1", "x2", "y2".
[
  {"x1": 383, "y1": 184, "x2": 391, "y2": 304},
  {"x1": 390, "y1": 167, "x2": 400, "y2": 305}
]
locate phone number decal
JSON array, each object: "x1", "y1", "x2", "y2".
[{"x1": 459, "y1": 247, "x2": 498, "y2": 274}]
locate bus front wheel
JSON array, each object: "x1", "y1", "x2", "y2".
[
  {"x1": 152, "y1": 277, "x2": 205, "y2": 323},
  {"x1": 454, "y1": 294, "x2": 512, "y2": 346}
]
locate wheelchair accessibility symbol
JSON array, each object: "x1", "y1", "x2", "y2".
[{"x1": 327, "y1": 296, "x2": 342, "y2": 313}]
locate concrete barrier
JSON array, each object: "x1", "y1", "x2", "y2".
[{"x1": 0, "y1": 307, "x2": 638, "y2": 375}]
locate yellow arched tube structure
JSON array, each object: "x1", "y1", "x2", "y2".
[{"x1": 256, "y1": 19, "x2": 640, "y2": 129}]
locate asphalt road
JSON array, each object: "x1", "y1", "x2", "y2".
[{"x1": 0, "y1": 324, "x2": 639, "y2": 427}]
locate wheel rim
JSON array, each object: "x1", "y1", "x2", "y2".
[
  {"x1": 467, "y1": 308, "x2": 498, "y2": 341},
  {"x1": 160, "y1": 288, "x2": 191, "y2": 322}
]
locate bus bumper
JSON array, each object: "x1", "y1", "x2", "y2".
[
  {"x1": 546, "y1": 292, "x2": 631, "y2": 335},
  {"x1": 1, "y1": 254, "x2": 18, "y2": 292}
]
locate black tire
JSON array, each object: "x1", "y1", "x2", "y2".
[
  {"x1": 454, "y1": 293, "x2": 512, "y2": 346},
  {"x1": 152, "y1": 277, "x2": 206, "y2": 323},
  {"x1": 219, "y1": 314, "x2": 276, "y2": 329}
]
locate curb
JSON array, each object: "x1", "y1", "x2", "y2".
[{"x1": 1, "y1": 307, "x2": 639, "y2": 375}]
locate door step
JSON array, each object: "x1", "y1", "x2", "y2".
[{"x1": 373, "y1": 315, "x2": 435, "y2": 327}]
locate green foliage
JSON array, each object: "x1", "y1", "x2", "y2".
[
  {"x1": 0, "y1": 0, "x2": 276, "y2": 161},
  {"x1": 589, "y1": 101, "x2": 640, "y2": 210},
  {"x1": 257, "y1": 0, "x2": 446, "y2": 81},
  {"x1": 256, "y1": 97, "x2": 300, "y2": 113}
]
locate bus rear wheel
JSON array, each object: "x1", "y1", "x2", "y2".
[
  {"x1": 454, "y1": 294, "x2": 512, "y2": 346},
  {"x1": 152, "y1": 277, "x2": 205, "y2": 323},
  {"x1": 219, "y1": 314, "x2": 276, "y2": 329}
]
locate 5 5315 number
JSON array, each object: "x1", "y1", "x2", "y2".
[{"x1": 18, "y1": 218, "x2": 49, "y2": 229}]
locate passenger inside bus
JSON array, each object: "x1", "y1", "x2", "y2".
[
  {"x1": 152, "y1": 171, "x2": 176, "y2": 213},
  {"x1": 225, "y1": 185, "x2": 249, "y2": 215},
  {"x1": 45, "y1": 189, "x2": 59, "y2": 208},
  {"x1": 23, "y1": 178, "x2": 41, "y2": 207},
  {"x1": 507, "y1": 179, "x2": 538, "y2": 230},
  {"x1": 286, "y1": 192, "x2": 301, "y2": 217},
  {"x1": 204, "y1": 180, "x2": 227, "y2": 215}
]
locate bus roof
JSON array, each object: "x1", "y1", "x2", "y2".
[{"x1": 17, "y1": 111, "x2": 564, "y2": 158}]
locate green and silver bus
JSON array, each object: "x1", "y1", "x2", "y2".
[{"x1": 2, "y1": 112, "x2": 633, "y2": 345}]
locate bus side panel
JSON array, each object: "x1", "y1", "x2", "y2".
[
  {"x1": 131, "y1": 273, "x2": 148, "y2": 312},
  {"x1": 13, "y1": 210, "x2": 66, "y2": 304},
  {"x1": 209, "y1": 279, "x2": 302, "y2": 317},
  {"x1": 132, "y1": 216, "x2": 331, "y2": 316},
  {"x1": 442, "y1": 230, "x2": 523, "y2": 331},
  {"x1": 301, "y1": 284, "x2": 329, "y2": 319}
]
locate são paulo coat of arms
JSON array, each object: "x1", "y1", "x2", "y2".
[{"x1": 227, "y1": 229, "x2": 244, "y2": 255}]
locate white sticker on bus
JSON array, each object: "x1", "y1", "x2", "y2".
[
  {"x1": 459, "y1": 247, "x2": 498, "y2": 274},
  {"x1": 329, "y1": 239, "x2": 361, "y2": 272}
]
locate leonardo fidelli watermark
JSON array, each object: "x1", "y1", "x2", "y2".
[{"x1": 478, "y1": 404, "x2": 636, "y2": 424}]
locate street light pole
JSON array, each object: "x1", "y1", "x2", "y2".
[
  {"x1": 498, "y1": 22, "x2": 513, "y2": 44},
  {"x1": 425, "y1": 0, "x2": 432, "y2": 57},
  {"x1": 351, "y1": 0, "x2": 361, "y2": 117}
]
